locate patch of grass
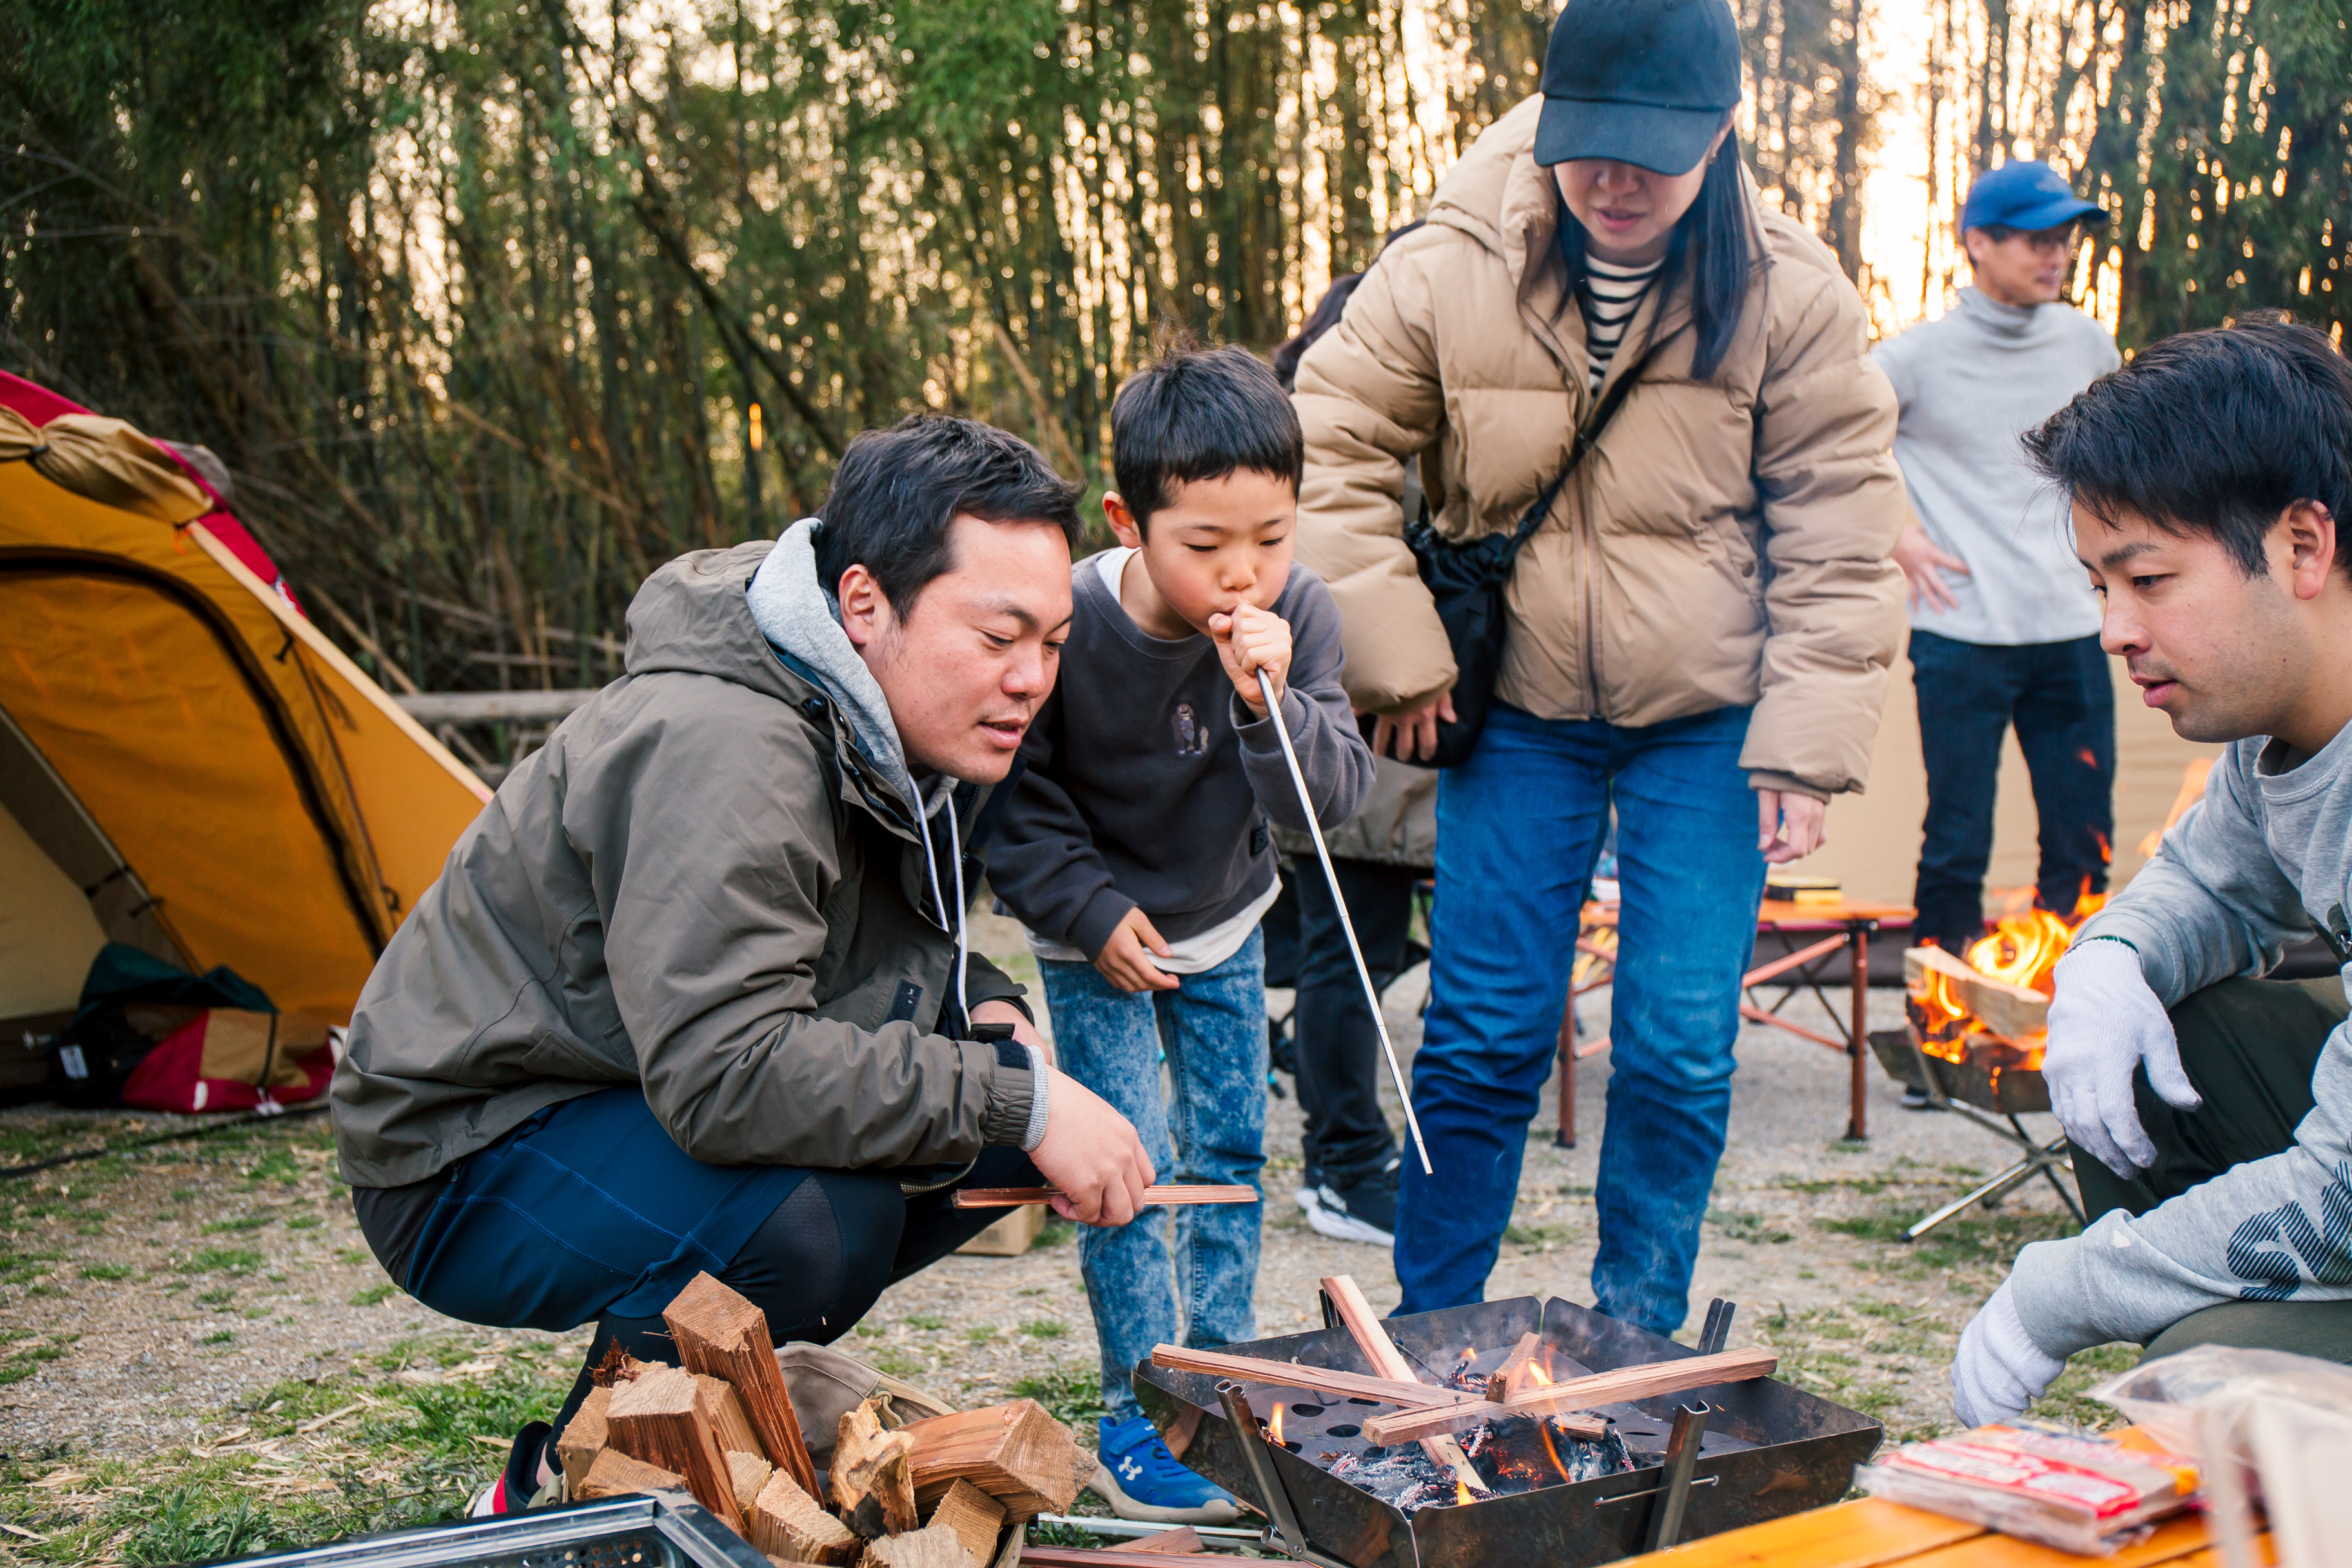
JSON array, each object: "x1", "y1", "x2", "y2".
[
  {"x1": 201, "y1": 1215, "x2": 273, "y2": 1234},
  {"x1": 0, "y1": 1337, "x2": 74, "y2": 1386},
  {"x1": 1012, "y1": 1363, "x2": 1108, "y2": 1429},
  {"x1": 965, "y1": 1325, "x2": 999, "y2": 1344},
  {"x1": 1032, "y1": 1215, "x2": 1076, "y2": 1250},
  {"x1": 2028, "y1": 1342, "x2": 2141, "y2": 1431},
  {"x1": 349, "y1": 1284, "x2": 396, "y2": 1307},
  {"x1": 81, "y1": 1264, "x2": 133, "y2": 1281},
  {"x1": 1707, "y1": 1209, "x2": 1794, "y2": 1244},
  {"x1": 201, "y1": 1330, "x2": 236, "y2": 1346},
  {"x1": 901, "y1": 1313, "x2": 945, "y2": 1331},
  {"x1": 1019, "y1": 1320, "x2": 1068, "y2": 1340},
  {"x1": 335, "y1": 1248, "x2": 372, "y2": 1266},
  {"x1": 195, "y1": 1287, "x2": 238, "y2": 1308},
  {"x1": 1504, "y1": 1221, "x2": 1568, "y2": 1250},
  {"x1": 181, "y1": 1247, "x2": 264, "y2": 1275},
  {"x1": 246, "y1": 1150, "x2": 303, "y2": 1188},
  {"x1": 1779, "y1": 1177, "x2": 1886, "y2": 1195},
  {"x1": 867, "y1": 1348, "x2": 925, "y2": 1380},
  {"x1": 285, "y1": 1215, "x2": 323, "y2": 1231},
  {"x1": 170, "y1": 1188, "x2": 199, "y2": 1203},
  {"x1": 1557, "y1": 1182, "x2": 1594, "y2": 1197}
]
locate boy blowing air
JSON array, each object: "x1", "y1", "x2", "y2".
[{"x1": 990, "y1": 342, "x2": 1374, "y2": 1523}]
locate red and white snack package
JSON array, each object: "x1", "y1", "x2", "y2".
[{"x1": 1854, "y1": 1422, "x2": 2199, "y2": 1555}]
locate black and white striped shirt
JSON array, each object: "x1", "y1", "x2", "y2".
[{"x1": 1580, "y1": 253, "x2": 1664, "y2": 392}]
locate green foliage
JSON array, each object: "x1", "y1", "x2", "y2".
[
  {"x1": 181, "y1": 1248, "x2": 264, "y2": 1275},
  {"x1": 1010, "y1": 1362, "x2": 1108, "y2": 1428}
]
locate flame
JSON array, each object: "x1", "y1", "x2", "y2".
[
  {"x1": 1269, "y1": 1403, "x2": 1284, "y2": 1446},
  {"x1": 1456, "y1": 1480, "x2": 1475, "y2": 1507},
  {"x1": 1910, "y1": 881, "x2": 2110, "y2": 1071},
  {"x1": 2139, "y1": 758, "x2": 2215, "y2": 858}
]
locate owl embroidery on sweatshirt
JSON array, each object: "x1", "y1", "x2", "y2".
[{"x1": 1172, "y1": 701, "x2": 1207, "y2": 756}]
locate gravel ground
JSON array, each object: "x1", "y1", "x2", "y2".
[{"x1": 0, "y1": 912, "x2": 2097, "y2": 1476}]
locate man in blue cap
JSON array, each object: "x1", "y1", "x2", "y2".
[{"x1": 1873, "y1": 161, "x2": 2120, "y2": 972}]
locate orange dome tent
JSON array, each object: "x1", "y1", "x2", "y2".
[{"x1": 0, "y1": 370, "x2": 489, "y2": 1039}]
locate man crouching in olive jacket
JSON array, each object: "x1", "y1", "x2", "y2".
[{"x1": 333, "y1": 415, "x2": 1155, "y2": 1513}]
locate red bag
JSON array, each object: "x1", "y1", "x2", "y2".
[{"x1": 120, "y1": 1009, "x2": 338, "y2": 1114}]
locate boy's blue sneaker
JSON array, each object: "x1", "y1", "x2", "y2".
[{"x1": 1090, "y1": 1413, "x2": 1244, "y2": 1524}]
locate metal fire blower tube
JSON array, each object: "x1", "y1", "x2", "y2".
[{"x1": 1254, "y1": 667, "x2": 1432, "y2": 1175}]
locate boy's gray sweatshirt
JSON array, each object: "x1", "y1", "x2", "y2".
[
  {"x1": 988, "y1": 554, "x2": 1374, "y2": 961},
  {"x1": 2008, "y1": 723, "x2": 2352, "y2": 1356}
]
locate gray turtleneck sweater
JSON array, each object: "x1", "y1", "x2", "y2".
[{"x1": 1871, "y1": 287, "x2": 2120, "y2": 646}]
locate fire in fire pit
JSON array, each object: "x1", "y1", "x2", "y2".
[
  {"x1": 1910, "y1": 882, "x2": 2107, "y2": 1073},
  {"x1": 1135, "y1": 1296, "x2": 1879, "y2": 1568}
]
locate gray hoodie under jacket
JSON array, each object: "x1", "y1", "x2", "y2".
[
  {"x1": 2008, "y1": 723, "x2": 2352, "y2": 1355},
  {"x1": 331, "y1": 524, "x2": 1037, "y2": 1189}
]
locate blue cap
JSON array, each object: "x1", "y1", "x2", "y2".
[{"x1": 1961, "y1": 160, "x2": 2104, "y2": 233}]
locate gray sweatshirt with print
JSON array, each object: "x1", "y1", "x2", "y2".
[
  {"x1": 2008, "y1": 725, "x2": 2352, "y2": 1356},
  {"x1": 988, "y1": 554, "x2": 1375, "y2": 961}
]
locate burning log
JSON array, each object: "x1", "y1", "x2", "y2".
[
  {"x1": 1362, "y1": 1346, "x2": 1778, "y2": 1445},
  {"x1": 1487, "y1": 1333, "x2": 1543, "y2": 1402},
  {"x1": 1318, "y1": 1275, "x2": 1490, "y2": 1495},
  {"x1": 1905, "y1": 945, "x2": 2048, "y2": 1042}
]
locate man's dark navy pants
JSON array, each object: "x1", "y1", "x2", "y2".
[{"x1": 352, "y1": 1087, "x2": 1037, "y2": 1438}]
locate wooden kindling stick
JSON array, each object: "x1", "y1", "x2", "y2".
[
  {"x1": 1318, "y1": 1275, "x2": 1489, "y2": 1493},
  {"x1": 1362, "y1": 1346, "x2": 1778, "y2": 1445},
  {"x1": 1149, "y1": 1344, "x2": 1605, "y2": 1438},
  {"x1": 950, "y1": 1184, "x2": 1257, "y2": 1210}
]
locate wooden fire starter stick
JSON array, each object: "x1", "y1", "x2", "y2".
[
  {"x1": 1150, "y1": 1344, "x2": 1609, "y2": 1439},
  {"x1": 1318, "y1": 1275, "x2": 1490, "y2": 1493},
  {"x1": 950, "y1": 1184, "x2": 1257, "y2": 1209},
  {"x1": 1363, "y1": 1345, "x2": 1778, "y2": 1445}
]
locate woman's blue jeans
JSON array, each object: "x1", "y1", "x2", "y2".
[
  {"x1": 1397, "y1": 704, "x2": 1767, "y2": 1335},
  {"x1": 1042, "y1": 932, "x2": 1268, "y2": 1422}
]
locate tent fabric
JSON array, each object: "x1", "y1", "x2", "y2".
[{"x1": 0, "y1": 373, "x2": 490, "y2": 1023}]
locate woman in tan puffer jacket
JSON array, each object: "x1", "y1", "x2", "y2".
[{"x1": 1293, "y1": 0, "x2": 1903, "y2": 1333}]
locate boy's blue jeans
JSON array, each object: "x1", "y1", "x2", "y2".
[
  {"x1": 1042, "y1": 931, "x2": 1268, "y2": 1424},
  {"x1": 1397, "y1": 705, "x2": 1767, "y2": 1335}
]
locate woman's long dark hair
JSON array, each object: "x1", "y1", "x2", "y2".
[{"x1": 1557, "y1": 139, "x2": 1754, "y2": 382}]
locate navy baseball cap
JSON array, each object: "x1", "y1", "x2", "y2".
[
  {"x1": 1535, "y1": 0, "x2": 1743, "y2": 175},
  {"x1": 1961, "y1": 161, "x2": 2104, "y2": 233}
]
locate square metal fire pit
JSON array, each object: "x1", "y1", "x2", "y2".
[{"x1": 1135, "y1": 1296, "x2": 1880, "y2": 1568}]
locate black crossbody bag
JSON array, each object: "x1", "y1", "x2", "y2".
[{"x1": 1378, "y1": 329, "x2": 1674, "y2": 769}]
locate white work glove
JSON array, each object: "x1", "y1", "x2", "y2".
[
  {"x1": 2042, "y1": 937, "x2": 2200, "y2": 1178},
  {"x1": 1952, "y1": 1281, "x2": 2066, "y2": 1429}
]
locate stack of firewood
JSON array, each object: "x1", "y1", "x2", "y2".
[{"x1": 552, "y1": 1271, "x2": 1096, "y2": 1568}]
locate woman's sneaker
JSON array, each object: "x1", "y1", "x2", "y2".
[
  {"x1": 1090, "y1": 1413, "x2": 1242, "y2": 1524},
  {"x1": 1306, "y1": 1168, "x2": 1398, "y2": 1247},
  {"x1": 467, "y1": 1422, "x2": 564, "y2": 1516}
]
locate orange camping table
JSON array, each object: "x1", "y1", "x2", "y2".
[
  {"x1": 1618, "y1": 1493, "x2": 2263, "y2": 1568},
  {"x1": 1557, "y1": 897, "x2": 1915, "y2": 1148}
]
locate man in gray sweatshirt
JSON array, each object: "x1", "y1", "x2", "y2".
[
  {"x1": 1872, "y1": 161, "x2": 2120, "y2": 957},
  {"x1": 1952, "y1": 315, "x2": 2352, "y2": 1426}
]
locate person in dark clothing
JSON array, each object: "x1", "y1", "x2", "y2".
[{"x1": 1266, "y1": 265, "x2": 1434, "y2": 1246}]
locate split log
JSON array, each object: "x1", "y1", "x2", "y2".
[
  {"x1": 665, "y1": 1271, "x2": 825, "y2": 1500},
  {"x1": 576, "y1": 1448, "x2": 686, "y2": 1500},
  {"x1": 901, "y1": 1399, "x2": 1092, "y2": 1518},
  {"x1": 749, "y1": 1471, "x2": 859, "y2": 1565},
  {"x1": 923, "y1": 1478, "x2": 1005, "y2": 1565},
  {"x1": 1364, "y1": 1345, "x2": 1778, "y2": 1444},
  {"x1": 691, "y1": 1374, "x2": 765, "y2": 1460},
  {"x1": 557, "y1": 1384, "x2": 614, "y2": 1493},
  {"x1": 728, "y1": 1450, "x2": 774, "y2": 1515},
  {"x1": 606, "y1": 1365, "x2": 750, "y2": 1533},
  {"x1": 1486, "y1": 1333, "x2": 1542, "y2": 1403},
  {"x1": 1318, "y1": 1274, "x2": 1489, "y2": 1494},
  {"x1": 1904, "y1": 945, "x2": 2048, "y2": 1039},
  {"x1": 835, "y1": 1394, "x2": 920, "y2": 1537},
  {"x1": 857, "y1": 1526, "x2": 973, "y2": 1568}
]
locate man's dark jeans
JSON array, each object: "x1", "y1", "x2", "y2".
[
  {"x1": 2073, "y1": 975, "x2": 2352, "y2": 1364},
  {"x1": 1910, "y1": 629, "x2": 2115, "y2": 954},
  {"x1": 1291, "y1": 858, "x2": 1414, "y2": 1191}
]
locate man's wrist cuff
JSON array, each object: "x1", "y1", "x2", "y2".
[{"x1": 1021, "y1": 1044, "x2": 1050, "y2": 1152}]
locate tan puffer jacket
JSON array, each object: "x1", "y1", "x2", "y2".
[{"x1": 1293, "y1": 95, "x2": 1905, "y2": 798}]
